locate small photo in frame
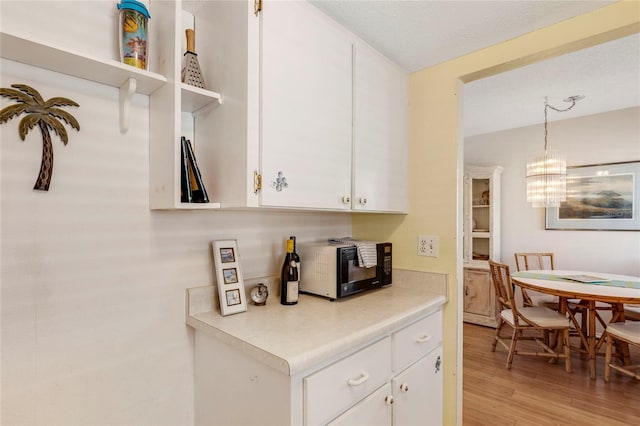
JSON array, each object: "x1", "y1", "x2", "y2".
[
  {"x1": 223, "y1": 268, "x2": 238, "y2": 284},
  {"x1": 225, "y1": 289, "x2": 242, "y2": 306},
  {"x1": 220, "y1": 247, "x2": 235, "y2": 263},
  {"x1": 212, "y1": 240, "x2": 247, "y2": 316}
]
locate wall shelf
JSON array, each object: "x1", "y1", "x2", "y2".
[
  {"x1": 176, "y1": 202, "x2": 222, "y2": 210},
  {"x1": 1, "y1": 31, "x2": 167, "y2": 133},
  {"x1": 180, "y1": 83, "x2": 222, "y2": 115},
  {"x1": 1, "y1": 31, "x2": 166, "y2": 94}
]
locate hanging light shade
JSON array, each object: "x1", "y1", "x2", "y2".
[
  {"x1": 526, "y1": 150, "x2": 566, "y2": 208},
  {"x1": 526, "y1": 96, "x2": 583, "y2": 208}
]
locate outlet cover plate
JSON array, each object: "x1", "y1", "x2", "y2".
[{"x1": 418, "y1": 235, "x2": 439, "y2": 257}]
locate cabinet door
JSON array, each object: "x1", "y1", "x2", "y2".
[
  {"x1": 392, "y1": 347, "x2": 443, "y2": 426},
  {"x1": 464, "y1": 269, "x2": 493, "y2": 316},
  {"x1": 260, "y1": 1, "x2": 353, "y2": 209},
  {"x1": 463, "y1": 166, "x2": 502, "y2": 262},
  {"x1": 353, "y1": 42, "x2": 408, "y2": 213},
  {"x1": 327, "y1": 383, "x2": 392, "y2": 426}
]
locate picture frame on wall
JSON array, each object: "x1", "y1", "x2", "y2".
[
  {"x1": 546, "y1": 161, "x2": 640, "y2": 231},
  {"x1": 212, "y1": 240, "x2": 247, "y2": 316}
]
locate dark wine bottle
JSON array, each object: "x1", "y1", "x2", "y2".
[
  {"x1": 280, "y1": 238, "x2": 299, "y2": 305},
  {"x1": 289, "y1": 235, "x2": 301, "y2": 288}
]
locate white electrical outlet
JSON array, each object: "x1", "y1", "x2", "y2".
[{"x1": 418, "y1": 235, "x2": 439, "y2": 257}]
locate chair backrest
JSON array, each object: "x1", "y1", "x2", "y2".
[
  {"x1": 488, "y1": 259, "x2": 517, "y2": 313},
  {"x1": 514, "y1": 252, "x2": 555, "y2": 271}
]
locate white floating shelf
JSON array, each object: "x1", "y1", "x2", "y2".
[
  {"x1": 1, "y1": 31, "x2": 167, "y2": 94},
  {"x1": 150, "y1": 202, "x2": 221, "y2": 211},
  {"x1": 177, "y1": 202, "x2": 222, "y2": 210},
  {"x1": 180, "y1": 83, "x2": 222, "y2": 114},
  {"x1": 1, "y1": 31, "x2": 168, "y2": 133}
]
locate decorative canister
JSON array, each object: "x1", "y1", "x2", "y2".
[{"x1": 117, "y1": 0, "x2": 150, "y2": 70}]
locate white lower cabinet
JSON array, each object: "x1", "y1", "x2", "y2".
[
  {"x1": 193, "y1": 308, "x2": 443, "y2": 425},
  {"x1": 315, "y1": 309, "x2": 443, "y2": 425},
  {"x1": 328, "y1": 346, "x2": 443, "y2": 426},
  {"x1": 392, "y1": 346, "x2": 443, "y2": 426},
  {"x1": 328, "y1": 383, "x2": 393, "y2": 426}
]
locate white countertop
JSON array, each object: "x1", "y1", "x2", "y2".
[{"x1": 186, "y1": 271, "x2": 447, "y2": 376}]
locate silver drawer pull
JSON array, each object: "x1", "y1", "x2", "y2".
[
  {"x1": 347, "y1": 371, "x2": 370, "y2": 386},
  {"x1": 416, "y1": 334, "x2": 432, "y2": 344}
]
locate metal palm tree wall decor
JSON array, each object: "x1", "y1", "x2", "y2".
[{"x1": 0, "y1": 84, "x2": 80, "y2": 191}]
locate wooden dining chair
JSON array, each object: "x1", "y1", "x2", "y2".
[
  {"x1": 513, "y1": 252, "x2": 557, "y2": 307},
  {"x1": 514, "y1": 252, "x2": 555, "y2": 271},
  {"x1": 489, "y1": 259, "x2": 572, "y2": 372},
  {"x1": 604, "y1": 321, "x2": 640, "y2": 382},
  {"x1": 624, "y1": 304, "x2": 640, "y2": 321},
  {"x1": 514, "y1": 252, "x2": 589, "y2": 340}
]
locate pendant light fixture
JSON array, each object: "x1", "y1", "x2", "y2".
[{"x1": 526, "y1": 95, "x2": 584, "y2": 208}]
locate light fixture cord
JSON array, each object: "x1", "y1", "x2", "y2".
[{"x1": 543, "y1": 96, "x2": 577, "y2": 151}]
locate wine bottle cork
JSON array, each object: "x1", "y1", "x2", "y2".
[{"x1": 185, "y1": 29, "x2": 196, "y2": 53}]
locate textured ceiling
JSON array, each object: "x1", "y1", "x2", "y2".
[
  {"x1": 309, "y1": 0, "x2": 640, "y2": 136},
  {"x1": 464, "y1": 33, "x2": 640, "y2": 136},
  {"x1": 309, "y1": 0, "x2": 616, "y2": 72}
]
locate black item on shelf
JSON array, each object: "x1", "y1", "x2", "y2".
[
  {"x1": 182, "y1": 137, "x2": 209, "y2": 203},
  {"x1": 180, "y1": 137, "x2": 192, "y2": 203}
]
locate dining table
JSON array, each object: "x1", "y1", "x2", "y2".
[{"x1": 511, "y1": 269, "x2": 640, "y2": 379}]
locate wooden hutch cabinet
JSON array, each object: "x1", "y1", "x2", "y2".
[{"x1": 463, "y1": 165, "x2": 502, "y2": 327}]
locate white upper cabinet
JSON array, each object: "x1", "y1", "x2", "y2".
[
  {"x1": 353, "y1": 42, "x2": 409, "y2": 213},
  {"x1": 149, "y1": 0, "x2": 408, "y2": 212},
  {"x1": 259, "y1": 1, "x2": 353, "y2": 209}
]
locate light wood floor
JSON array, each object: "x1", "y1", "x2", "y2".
[{"x1": 463, "y1": 323, "x2": 640, "y2": 426}]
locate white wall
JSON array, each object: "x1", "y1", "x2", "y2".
[
  {"x1": 465, "y1": 107, "x2": 640, "y2": 276},
  {"x1": 0, "y1": 7, "x2": 351, "y2": 425}
]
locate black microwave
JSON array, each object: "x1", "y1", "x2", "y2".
[{"x1": 297, "y1": 241, "x2": 392, "y2": 300}]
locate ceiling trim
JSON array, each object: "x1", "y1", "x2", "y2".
[{"x1": 459, "y1": 2, "x2": 640, "y2": 84}]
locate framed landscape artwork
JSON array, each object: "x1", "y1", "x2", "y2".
[{"x1": 546, "y1": 161, "x2": 640, "y2": 231}]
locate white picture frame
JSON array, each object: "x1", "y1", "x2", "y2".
[
  {"x1": 546, "y1": 161, "x2": 640, "y2": 231},
  {"x1": 212, "y1": 239, "x2": 247, "y2": 316}
]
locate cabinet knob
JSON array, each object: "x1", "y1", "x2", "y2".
[
  {"x1": 359, "y1": 197, "x2": 367, "y2": 206},
  {"x1": 342, "y1": 195, "x2": 351, "y2": 204},
  {"x1": 435, "y1": 355, "x2": 442, "y2": 373},
  {"x1": 399, "y1": 383, "x2": 409, "y2": 392},
  {"x1": 384, "y1": 395, "x2": 395, "y2": 406}
]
